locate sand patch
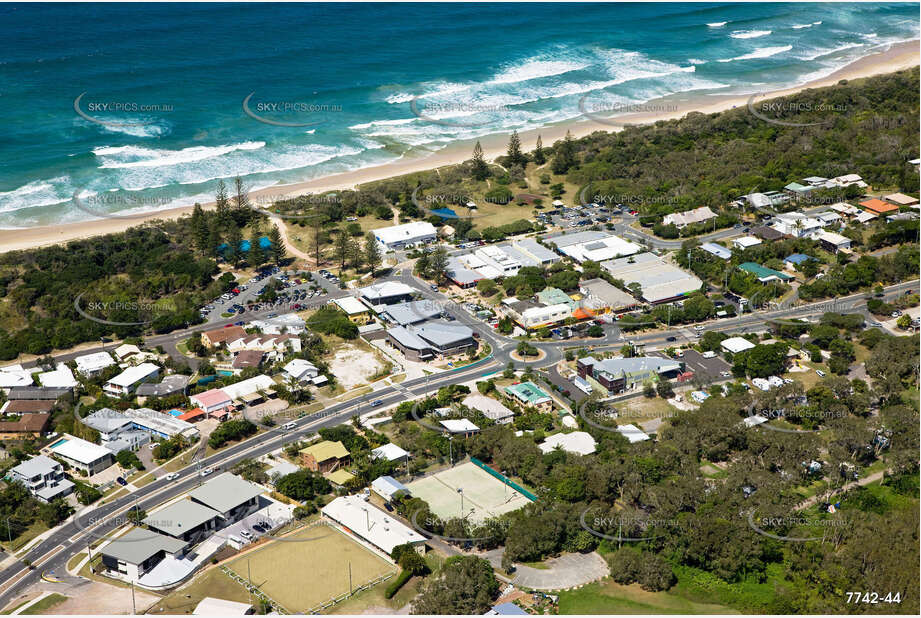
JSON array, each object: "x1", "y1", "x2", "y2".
[{"x1": 329, "y1": 344, "x2": 387, "y2": 390}]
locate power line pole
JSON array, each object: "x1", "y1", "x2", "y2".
[
  {"x1": 348, "y1": 561, "x2": 353, "y2": 595},
  {"x1": 131, "y1": 580, "x2": 137, "y2": 615}
]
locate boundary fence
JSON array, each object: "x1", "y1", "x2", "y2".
[{"x1": 470, "y1": 457, "x2": 538, "y2": 502}]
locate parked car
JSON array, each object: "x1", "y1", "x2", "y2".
[
  {"x1": 116, "y1": 477, "x2": 127, "y2": 486},
  {"x1": 816, "y1": 369, "x2": 826, "y2": 377}
]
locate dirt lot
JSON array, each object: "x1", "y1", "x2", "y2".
[
  {"x1": 328, "y1": 343, "x2": 389, "y2": 390},
  {"x1": 8, "y1": 580, "x2": 160, "y2": 615}
]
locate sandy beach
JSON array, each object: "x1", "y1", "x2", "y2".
[{"x1": 1, "y1": 40, "x2": 917, "y2": 253}]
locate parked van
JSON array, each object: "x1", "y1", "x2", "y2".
[{"x1": 228, "y1": 535, "x2": 243, "y2": 545}]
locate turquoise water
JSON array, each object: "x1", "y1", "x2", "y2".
[
  {"x1": 0, "y1": 3, "x2": 917, "y2": 227},
  {"x1": 166, "y1": 409, "x2": 183, "y2": 417},
  {"x1": 49, "y1": 438, "x2": 69, "y2": 448},
  {"x1": 217, "y1": 370, "x2": 233, "y2": 377}
]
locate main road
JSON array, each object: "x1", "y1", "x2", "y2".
[{"x1": 0, "y1": 264, "x2": 915, "y2": 608}]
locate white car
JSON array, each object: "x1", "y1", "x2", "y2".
[
  {"x1": 240, "y1": 530, "x2": 253, "y2": 540},
  {"x1": 815, "y1": 369, "x2": 826, "y2": 377},
  {"x1": 200, "y1": 467, "x2": 214, "y2": 477},
  {"x1": 165, "y1": 473, "x2": 179, "y2": 481}
]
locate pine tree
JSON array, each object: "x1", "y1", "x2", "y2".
[
  {"x1": 346, "y1": 238, "x2": 362, "y2": 269},
  {"x1": 190, "y1": 203, "x2": 209, "y2": 254},
  {"x1": 551, "y1": 130, "x2": 577, "y2": 175},
  {"x1": 471, "y1": 141, "x2": 490, "y2": 181},
  {"x1": 215, "y1": 180, "x2": 230, "y2": 226},
  {"x1": 506, "y1": 130, "x2": 525, "y2": 167},
  {"x1": 248, "y1": 227, "x2": 264, "y2": 267},
  {"x1": 207, "y1": 222, "x2": 222, "y2": 258},
  {"x1": 233, "y1": 176, "x2": 250, "y2": 221},
  {"x1": 227, "y1": 226, "x2": 243, "y2": 266},
  {"x1": 268, "y1": 224, "x2": 285, "y2": 265},
  {"x1": 364, "y1": 232, "x2": 382, "y2": 276},
  {"x1": 334, "y1": 226, "x2": 350, "y2": 273},
  {"x1": 533, "y1": 134, "x2": 545, "y2": 165},
  {"x1": 414, "y1": 251, "x2": 430, "y2": 278},
  {"x1": 428, "y1": 247, "x2": 449, "y2": 283}
]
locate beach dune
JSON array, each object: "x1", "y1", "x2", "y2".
[{"x1": 0, "y1": 40, "x2": 917, "y2": 253}]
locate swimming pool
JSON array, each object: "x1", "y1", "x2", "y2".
[
  {"x1": 49, "y1": 438, "x2": 68, "y2": 449},
  {"x1": 167, "y1": 409, "x2": 183, "y2": 417},
  {"x1": 217, "y1": 370, "x2": 233, "y2": 377}
]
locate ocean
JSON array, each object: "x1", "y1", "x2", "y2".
[{"x1": 0, "y1": 2, "x2": 918, "y2": 227}]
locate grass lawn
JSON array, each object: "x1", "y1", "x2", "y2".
[
  {"x1": 558, "y1": 579, "x2": 736, "y2": 614},
  {"x1": 66, "y1": 552, "x2": 87, "y2": 573},
  {"x1": 328, "y1": 573, "x2": 422, "y2": 615},
  {"x1": 149, "y1": 566, "x2": 249, "y2": 615},
  {"x1": 1, "y1": 520, "x2": 48, "y2": 554},
  {"x1": 78, "y1": 558, "x2": 131, "y2": 589},
  {"x1": 21, "y1": 593, "x2": 67, "y2": 615},
  {"x1": 226, "y1": 526, "x2": 396, "y2": 613},
  {"x1": 615, "y1": 396, "x2": 680, "y2": 424},
  {"x1": 338, "y1": 385, "x2": 373, "y2": 401}
]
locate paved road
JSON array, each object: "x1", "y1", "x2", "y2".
[{"x1": 0, "y1": 268, "x2": 915, "y2": 606}]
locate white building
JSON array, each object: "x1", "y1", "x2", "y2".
[
  {"x1": 616, "y1": 424, "x2": 651, "y2": 443},
  {"x1": 539, "y1": 431, "x2": 597, "y2": 456},
  {"x1": 373, "y1": 221, "x2": 437, "y2": 251},
  {"x1": 359, "y1": 281, "x2": 416, "y2": 306},
  {"x1": 771, "y1": 212, "x2": 824, "y2": 239},
  {"x1": 600, "y1": 252, "x2": 702, "y2": 304},
  {"x1": 371, "y1": 443, "x2": 410, "y2": 463},
  {"x1": 121, "y1": 407, "x2": 200, "y2": 440},
  {"x1": 439, "y1": 419, "x2": 480, "y2": 435},
  {"x1": 104, "y1": 363, "x2": 160, "y2": 396},
  {"x1": 720, "y1": 337, "x2": 756, "y2": 354},
  {"x1": 699, "y1": 243, "x2": 732, "y2": 260},
  {"x1": 322, "y1": 495, "x2": 426, "y2": 555},
  {"x1": 38, "y1": 364, "x2": 78, "y2": 389},
  {"x1": 7, "y1": 455, "x2": 74, "y2": 502},
  {"x1": 558, "y1": 234, "x2": 641, "y2": 263},
  {"x1": 0, "y1": 365, "x2": 35, "y2": 389},
  {"x1": 220, "y1": 374, "x2": 276, "y2": 401},
  {"x1": 662, "y1": 206, "x2": 717, "y2": 229},
  {"x1": 74, "y1": 352, "x2": 116, "y2": 377},
  {"x1": 113, "y1": 344, "x2": 141, "y2": 361},
  {"x1": 249, "y1": 313, "x2": 306, "y2": 335},
  {"x1": 462, "y1": 394, "x2": 515, "y2": 424},
  {"x1": 49, "y1": 435, "x2": 114, "y2": 475},
  {"x1": 732, "y1": 236, "x2": 762, "y2": 250},
  {"x1": 474, "y1": 245, "x2": 522, "y2": 276},
  {"x1": 282, "y1": 359, "x2": 327, "y2": 385},
  {"x1": 817, "y1": 231, "x2": 852, "y2": 253}
]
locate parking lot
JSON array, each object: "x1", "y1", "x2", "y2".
[
  {"x1": 201, "y1": 266, "x2": 333, "y2": 323},
  {"x1": 677, "y1": 349, "x2": 731, "y2": 380},
  {"x1": 218, "y1": 497, "x2": 295, "y2": 546},
  {"x1": 539, "y1": 202, "x2": 624, "y2": 230}
]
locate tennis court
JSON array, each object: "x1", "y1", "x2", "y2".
[{"x1": 406, "y1": 461, "x2": 529, "y2": 522}]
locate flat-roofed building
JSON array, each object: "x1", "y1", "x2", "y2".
[
  {"x1": 143, "y1": 499, "x2": 223, "y2": 546},
  {"x1": 371, "y1": 475, "x2": 411, "y2": 501},
  {"x1": 38, "y1": 364, "x2": 78, "y2": 389},
  {"x1": 439, "y1": 418, "x2": 480, "y2": 436},
  {"x1": 732, "y1": 236, "x2": 763, "y2": 250},
  {"x1": 221, "y1": 375, "x2": 276, "y2": 403},
  {"x1": 82, "y1": 408, "x2": 133, "y2": 442},
  {"x1": 512, "y1": 238, "x2": 561, "y2": 265},
  {"x1": 379, "y1": 300, "x2": 444, "y2": 326},
  {"x1": 601, "y1": 253, "x2": 703, "y2": 304},
  {"x1": 474, "y1": 245, "x2": 522, "y2": 276},
  {"x1": 371, "y1": 442, "x2": 410, "y2": 463},
  {"x1": 49, "y1": 435, "x2": 114, "y2": 475},
  {"x1": 557, "y1": 234, "x2": 641, "y2": 263},
  {"x1": 122, "y1": 407, "x2": 200, "y2": 440},
  {"x1": 884, "y1": 192, "x2": 919, "y2": 206},
  {"x1": 699, "y1": 243, "x2": 732, "y2": 260},
  {"x1": 7, "y1": 455, "x2": 73, "y2": 502},
  {"x1": 373, "y1": 221, "x2": 437, "y2": 251},
  {"x1": 249, "y1": 313, "x2": 306, "y2": 335},
  {"x1": 322, "y1": 495, "x2": 426, "y2": 555},
  {"x1": 189, "y1": 388, "x2": 233, "y2": 416},
  {"x1": 772, "y1": 212, "x2": 824, "y2": 239},
  {"x1": 721, "y1": 336, "x2": 756, "y2": 354},
  {"x1": 193, "y1": 598, "x2": 253, "y2": 615},
  {"x1": 617, "y1": 424, "x2": 651, "y2": 443},
  {"x1": 104, "y1": 363, "x2": 160, "y2": 396},
  {"x1": 74, "y1": 351, "x2": 116, "y2": 377},
  {"x1": 359, "y1": 281, "x2": 415, "y2": 306},
  {"x1": 817, "y1": 230, "x2": 852, "y2": 253},
  {"x1": 331, "y1": 296, "x2": 373, "y2": 324},
  {"x1": 136, "y1": 375, "x2": 190, "y2": 398}
]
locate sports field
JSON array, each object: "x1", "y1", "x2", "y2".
[
  {"x1": 226, "y1": 524, "x2": 395, "y2": 612},
  {"x1": 406, "y1": 461, "x2": 530, "y2": 522}
]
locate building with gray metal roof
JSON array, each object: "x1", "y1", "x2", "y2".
[
  {"x1": 379, "y1": 300, "x2": 444, "y2": 326},
  {"x1": 601, "y1": 252, "x2": 703, "y2": 304},
  {"x1": 414, "y1": 321, "x2": 475, "y2": 355},
  {"x1": 143, "y1": 499, "x2": 223, "y2": 545},
  {"x1": 188, "y1": 473, "x2": 264, "y2": 521},
  {"x1": 100, "y1": 527, "x2": 187, "y2": 581},
  {"x1": 386, "y1": 326, "x2": 435, "y2": 361}
]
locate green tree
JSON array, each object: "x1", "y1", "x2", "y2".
[
  {"x1": 551, "y1": 130, "x2": 577, "y2": 175},
  {"x1": 268, "y1": 224, "x2": 285, "y2": 265},
  {"x1": 506, "y1": 130, "x2": 526, "y2": 167},
  {"x1": 471, "y1": 141, "x2": 490, "y2": 181},
  {"x1": 412, "y1": 556, "x2": 499, "y2": 615},
  {"x1": 533, "y1": 134, "x2": 545, "y2": 165},
  {"x1": 365, "y1": 232, "x2": 382, "y2": 276},
  {"x1": 428, "y1": 247, "x2": 449, "y2": 283},
  {"x1": 334, "y1": 226, "x2": 350, "y2": 272}
]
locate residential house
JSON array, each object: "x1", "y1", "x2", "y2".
[
  {"x1": 104, "y1": 363, "x2": 160, "y2": 396},
  {"x1": 201, "y1": 326, "x2": 247, "y2": 348},
  {"x1": 299, "y1": 440, "x2": 350, "y2": 473},
  {"x1": 577, "y1": 356, "x2": 682, "y2": 395},
  {"x1": 6, "y1": 455, "x2": 73, "y2": 502},
  {"x1": 74, "y1": 352, "x2": 116, "y2": 377},
  {"x1": 331, "y1": 296, "x2": 373, "y2": 324},
  {"x1": 817, "y1": 231, "x2": 852, "y2": 253},
  {"x1": 462, "y1": 394, "x2": 515, "y2": 424},
  {"x1": 859, "y1": 198, "x2": 898, "y2": 216},
  {"x1": 503, "y1": 381, "x2": 553, "y2": 412},
  {"x1": 662, "y1": 206, "x2": 717, "y2": 228}
]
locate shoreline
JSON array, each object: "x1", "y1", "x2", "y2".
[{"x1": 1, "y1": 40, "x2": 918, "y2": 253}]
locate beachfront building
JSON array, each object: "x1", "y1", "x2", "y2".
[
  {"x1": 7, "y1": 455, "x2": 74, "y2": 502},
  {"x1": 372, "y1": 221, "x2": 437, "y2": 251},
  {"x1": 103, "y1": 363, "x2": 160, "y2": 397},
  {"x1": 662, "y1": 206, "x2": 717, "y2": 229},
  {"x1": 577, "y1": 356, "x2": 682, "y2": 395},
  {"x1": 331, "y1": 296, "x2": 373, "y2": 324},
  {"x1": 503, "y1": 381, "x2": 553, "y2": 412},
  {"x1": 74, "y1": 351, "x2": 116, "y2": 377},
  {"x1": 322, "y1": 495, "x2": 426, "y2": 556},
  {"x1": 600, "y1": 252, "x2": 703, "y2": 305},
  {"x1": 48, "y1": 435, "x2": 114, "y2": 476}
]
